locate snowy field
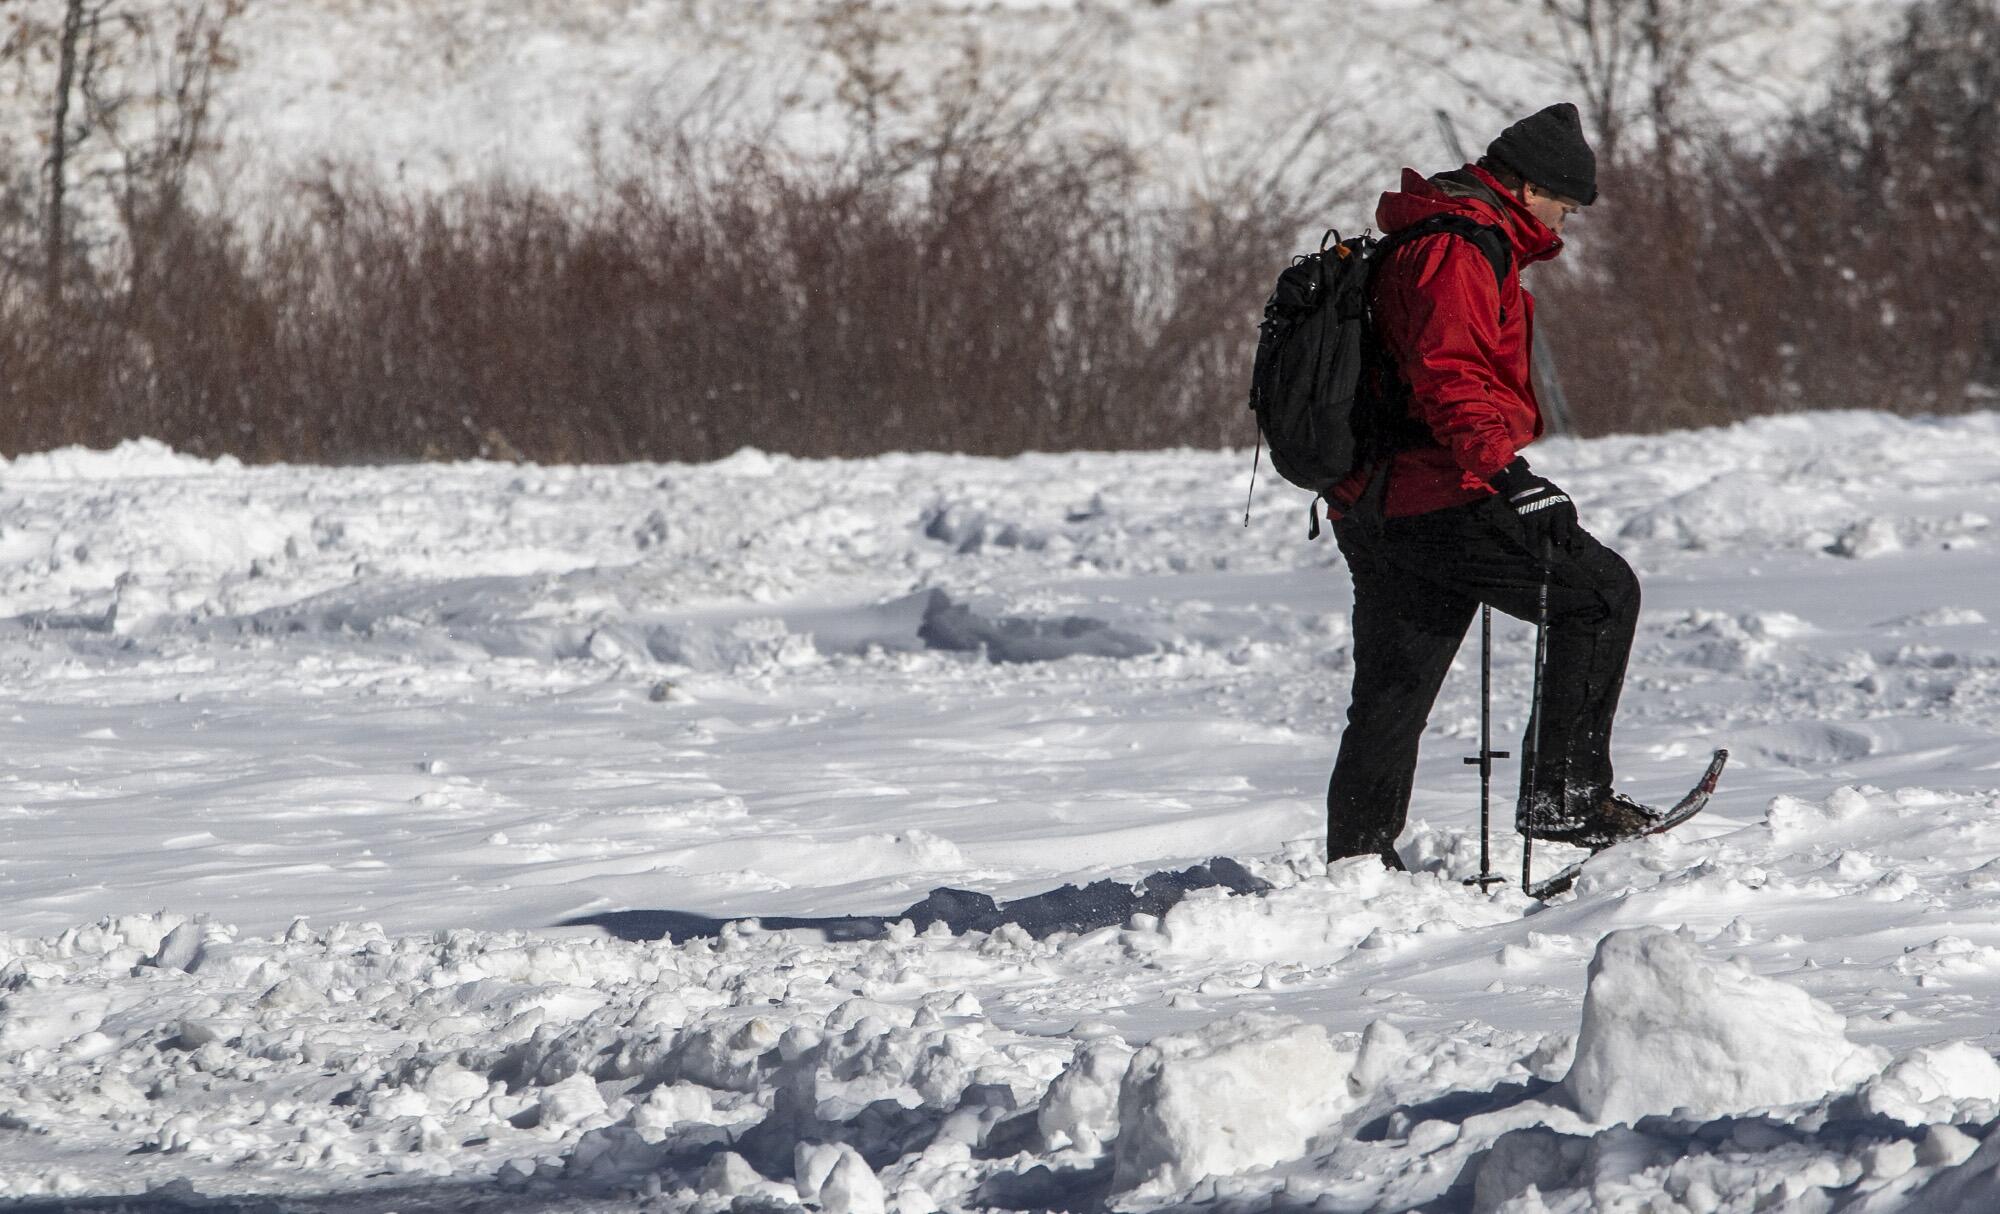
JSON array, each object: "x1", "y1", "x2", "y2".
[
  {"x1": 84, "y1": 0, "x2": 1887, "y2": 201},
  {"x1": 7, "y1": 413, "x2": 2000, "y2": 1208}
]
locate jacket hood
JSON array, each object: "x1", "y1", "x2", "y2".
[{"x1": 1374, "y1": 165, "x2": 1564, "y2": 266}]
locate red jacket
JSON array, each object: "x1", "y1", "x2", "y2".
[{"x1": 1332, "y1": 164, "x2": 1564, "y2": 518}]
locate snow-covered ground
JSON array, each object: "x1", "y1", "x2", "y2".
[
  {"x1": 8, "y1": 413, "x2": 2000, "y2": 1208},
  {"x1": 15, "y1": 0, "x2": 1888, "y2": 205}
]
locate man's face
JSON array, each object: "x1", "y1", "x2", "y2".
[{"x1": 1523, "y1": 183, "x2": 1583, "y2": 234}]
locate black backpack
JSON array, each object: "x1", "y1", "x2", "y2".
[{"x1": 1247, "y1": 214, "x2": 1510, "y2": 530}]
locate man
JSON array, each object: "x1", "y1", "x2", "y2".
[{"x1": 1324, "y1": 102, "x2": 1650, "y2": 869}]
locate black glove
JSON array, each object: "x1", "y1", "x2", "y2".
[{"x1": 1490, "y1": 457, "x2": 1578, "y2": 549}]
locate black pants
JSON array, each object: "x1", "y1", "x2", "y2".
[{"x1": 1325, "y1": 497, "x2": 1640, "y2": 862}]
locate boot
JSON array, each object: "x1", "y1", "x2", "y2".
[
  {"x1": 1521, "y1": 789, "x2": 1660, "y2": 852},
  {"x1": 1574, "y1": 791, "x2": 1661, "y2": 851}
]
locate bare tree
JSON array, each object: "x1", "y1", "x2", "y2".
[
  {"x1": 1533, "y1": 0, "x2": 1762, "y2": 169},
  {"x1": 4, "y1": 0, "x2": 242, "y2": 302},
  {"x1": 46, "y1": 0, "x2": 88, "y2": 301},
  {"x1": 116, "y1": 0, "x2": 240, "y2": 211}
]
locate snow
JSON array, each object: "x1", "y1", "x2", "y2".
[
  {"x1": 1110, "y1": 1011, "x2": 1357, "y2": 1195},
  {"x1": 1861, "y1": 1042, "x2": 2000, "y2": 1128},
  {"x1": 0, "y1": 0, "x2": 1976, "y2": 1204},
  {"x1": 1561, "y1": 926, "x2": 1886, "y2": 1125},
  {"x1": 3, "y1": 1, "x2": 1893, "y2": 211},
  {"x1": 9, "y1": 412, "x2": 2000, "y2": 1208}
]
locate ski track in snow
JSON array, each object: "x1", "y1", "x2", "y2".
[{"x1": 8, "y1": 414, "x2": 2000, "y2": 1208}]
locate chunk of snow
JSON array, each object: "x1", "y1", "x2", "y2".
[
  {"x1": 1037, "y1": 1037, "x2": 1133, "y2": 1155},
  {"x1": 1347, "y1": 1019, "x2": 1409, "y2": 1097},
  {"x1": 1829, "y1": 517, "x2": 1903, "y2": 558},
  {"x1": 1111, "y1": 1012, "x2": 1357, "y2": 1194},
  {"x1": 1859, "y1": 1042, "x2": 2000, "y2": 1126},
  {"x1": 1918, "y1": 1123, "x2": 1980, "y2": 1168},
  {"x1": 418, "y1": 1063, "x2": 491, "y2": 1110},
  {"x1": 1562, "y1": 927, "x2": 1887, "y2": 1125},
  {"x1": 701, "y1": 1150, "x2": 790, "y2": 1201},
  {"x1": 148, "y1": 921, "x2": 207, "y2": 972},
  {"x1": 631, "y1": 1083, "x2": 715, "y2": 1135},
  {"x1": 797, "y1": 1142, "x2": 886, "y2": 1214},
  {"x1": 565, "y1": 1125, "x2": 666, "y2": 1183},
  {"x1": 535, "y1": 1073, "x2": 609, "y2": 1130}
]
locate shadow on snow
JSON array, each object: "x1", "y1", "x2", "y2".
[{"x1": 557, "y1": 857, "x2": 1271, "y2": 943}]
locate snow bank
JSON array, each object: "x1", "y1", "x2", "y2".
[
  {"x1": 1, "y1": 438, "x2": 240, "y2": 480},
  {"x1": 1562, "y1": 927, "x2": 1887, "y2": 1125},
  {"x1": 1111, "y1": 1012, "x2": 1357, "y2": 1195}
]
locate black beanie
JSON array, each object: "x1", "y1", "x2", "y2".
[{"x1": 1486, "y1": 102, "x2": 1598, "y2": 205}]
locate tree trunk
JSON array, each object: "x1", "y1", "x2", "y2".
[{"x1": 47, "y1": 0, "x2": 88, "y2": 305}]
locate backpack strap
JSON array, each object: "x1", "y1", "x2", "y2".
[
  {"x1": 1372, "y1": 213, "x2": 1511, "y2": 300},
  {"x1": 1343, "y1": 214, "x2": 1514, "y2": 522}
]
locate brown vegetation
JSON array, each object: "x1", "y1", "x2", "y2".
[
  {"x1": 0, "y1": 0, "x2": 1992, "y2": 462},
  {"x1": 0, "y1": 25, "x2": 1352, "y2": 464},
  {"x1": 1534, "y1": 0, "x2": 1999, "y2": 433}
]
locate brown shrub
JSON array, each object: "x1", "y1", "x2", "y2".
[
  {"x1": 0, "y1": 118, "x2": 1337, "y2": 463},
  {"x1": 1534, "y1": 0, "x2": 1999, "y2": 435},
  {"x1": 1, "y1": 0, "x2": 1991, "y2": 462}
]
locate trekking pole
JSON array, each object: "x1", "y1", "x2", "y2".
[
  {"x1": 1462, "y1": 605, "x2": 1508, "y2": 891},
  {"x1": 1520, "y1": 539, "x2": 1554, "y2": 889}
]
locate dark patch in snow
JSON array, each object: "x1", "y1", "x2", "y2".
[
  {"x1": 916, "y1": 589, "x2": 1156, "y2": 663},
  {"x1": 561, "y1": 857, "x2": 1271, "y2": 943},
  {"x1": 1458, "y1": 1106, "x2": 1955, "y2": 1214},
  {"x1": 973, "y1": 1157, "x2": 1115, "y2": 1211},
  {"x1": 921, "y1": 504, "x2": 1048, "y2": 554},
  {"x1": 1356, "y1": 1078, "x2": 1555, "y2": 1141},
  {"x1": 555, "y1": 908, "x2": 890, "y2": 944}
]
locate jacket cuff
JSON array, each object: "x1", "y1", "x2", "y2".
[{"x1": 1459, "y1": 448, "x2": 1520, "y2": 489}]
